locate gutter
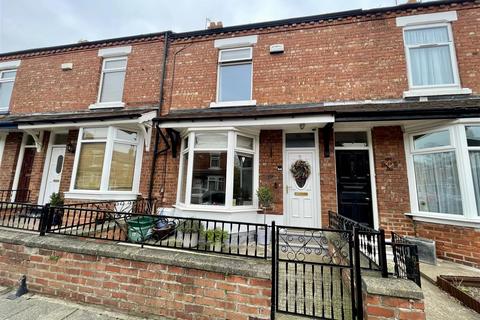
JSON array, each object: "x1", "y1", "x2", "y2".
[{"x1": 148, "y1": 31, "x2": 171, "y2": 200}]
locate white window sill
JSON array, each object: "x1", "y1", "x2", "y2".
[
  {"x1": 0, "y1": 109, "x2": 8, "y2": 114},
  {"x1": 405, "y1": 212, "x2": 480, "y2": 228},
  {"x1": 209, "y1": 100, "x2": 256, "y2": 108},
  {"x1": 65, "y1": 191, "x2": 140, "y2": 201},
  {"x1": 174, "y1": 203, "x2": 261, "y2": 214},
  {"x1": 403, "y1": 87, "x2": 472, "y2": 98},
  {"x1": 89, "y1": 102, "x2": 125, "y2": 109}
]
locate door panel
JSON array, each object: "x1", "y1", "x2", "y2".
[
  {"x1": 335, "y1": 150, "x2": 373, "y2": 227},
  {"x1": 16, "y1": 148, "x2": 36, "y2": 202},
  {"x1": 42, "y1": 147, "x2": 66, "y2": 204},
  {"x1": 286, "y1": 150, "x2": 317, "y2": 227}
]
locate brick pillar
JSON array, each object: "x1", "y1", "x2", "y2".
[
  {"x1": 371, "y1": 126, "x2": 414, "y2": 236},
  {"x1": 28, "y1": 132, "x2": 51, "y2": 203},
  {"x1": 0, "y1": 132, "x2": 22, "y2": 190},
  {"x1": 362, "y1": 276, "x2": 425, "y2": 320},
  {"x1": 259, "y1": 130, "x2": 283, "y2": 215},
  {"x1": 319, "y1": 128, "x2": 337, "y2": 227}
]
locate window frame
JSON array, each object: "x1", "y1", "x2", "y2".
[
  {"x1": 94, "y1": 56, "x2": 128, "y2": 107},
  {"x1": 176, "y1": 129, "x2": 258, "y2": 211},
  {"x1": 214, "y1": 47, "x2": 254, "y2": 106},
  {"x1": 0, "y1": 69, "x2": 17, "y2": 112},
  {"x1": 70, "y1": 126, "x2": 143, "y2": 196},
  {"x1": 405, "y1": 124, "x2": 480, "y2": 222},
  {"x1": 402, "y1": 22, "x2": 461, "y2": 91}
]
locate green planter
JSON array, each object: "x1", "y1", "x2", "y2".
[{"x1": 126, "y1": 216, "x2": 155, "y2": 243}]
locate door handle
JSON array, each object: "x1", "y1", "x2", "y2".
[{"x1": 286, "y1": 186, "x2": 289, "y2": 194}]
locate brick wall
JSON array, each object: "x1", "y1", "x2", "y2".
[
  {"x1": 372, "y1": 126, "x2": 414, "y2": 236},
  {"x1": 414, "y1": 221, "x2": 480, "y2": 268},
  {"x1": 259, "y1": 130, "x2": 283, "y2": 215},
  {"x1": 0, "y1": 132, "x2": 22, "y2": 190},
  {"x1": 363, "y1": 293, "x2": 425, "y2": 320},
  {"x1": 319, "y1": 128, "x2": 337, "y2": 226},
  {"x1": 0, "y1": 241, "x2": 271, "y2": 320}
]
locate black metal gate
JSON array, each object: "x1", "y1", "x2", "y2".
[{"x1": 271, "y1": 223, "x2": 362, "y2": 319}]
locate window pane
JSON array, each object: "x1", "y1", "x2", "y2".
[
  {"x1": 404, "y1": 27, "x2": 449, "y2": 45},
  {"x1": 220, "y1": 48, "x2": 251, "y2": 62},
  {"x1": 53, "y1": 134, "x2": 68, "y2": 145},
  {"x1": 104, "y1": 59, "x2": 127, "y2": 69},
  {"x1": 179, "y1": 152, "x2": 188, "y2": 203},
  {"x1": 1, "y1": 70, "x2": 17, "y2": 79},
  {"x1": 115, "y1": 129, "x2": 137, "y2": 142},
  {"x1": 413, "y1": 152, "x2": 462, "y2": 214},
  {"x1": 469, "y1": 151, "x2": 480, "y2": 216},
  {"x1": 335, "y1": 132, "x2": 368, "y2": 147},
  {"x1": 410, "y1": 45, "x2": 454, "y2": 86},
  {"x1": 233, "y1": 153, "x2": 253, "y2": 206},
  {"x1": 83, "y1": 128, "x2": 108, "y2": 140},
  {"x1": 100, "y1": 70, "x2": 126, "y2": 102},
  {"x1": 191, "y1": 152, "x2": 226, "y2": 205},
  {"x1": 413, "y1": 131, "x2": 449, "y2": 149},
  {"x1": 108, "y1": 143, "x2": 136, "y2": 191},
  {"x1": 237, "y1": 135, "x2": 254, "y2": 150},
  {"x1": 0, "y1": 81, "x2": 14, "y2": 108},
  {"x1": 286, "y1": 133, "x2": 315, "y2": 148},
  {"x1": 466, "y1": 126, "x2": 480, "y2": 146},
  {"x1": 75, "y1": 143, "x2": 106, "y2": 190},
  {"x1": 218, "y1": 63, "x2": 252, "y2": 102},
  {"x1": 194, "y1": 132, "x2": 228, "y2": 149}
]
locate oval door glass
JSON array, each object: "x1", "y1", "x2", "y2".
[{"x1": 56, "y1": 155, "x2": 64, "y2": 174}]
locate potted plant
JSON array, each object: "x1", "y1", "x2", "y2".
[
  {"x1": 176, "y1": 219, "x2": 203, "y2": 248},
  {"x1": 256, "y1": 186, "x2": 273, "y2": 245},
  {"x1": 203, "y1": 228, "x2": 229, "y2": 252},
  {"x1": 49, "y1": 192, "x2": 64, "y2": 226}
]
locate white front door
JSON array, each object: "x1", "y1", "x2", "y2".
[
  {"x1": 42, "y1": 147, "x2": 66, "y2": 204},
  {"x1": 285, "y1": 149, "x2": 319, "y2": 228}
]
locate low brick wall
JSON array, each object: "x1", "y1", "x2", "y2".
[
  {"x1": 0, "y1": 229, "x2": 271, "y2": 320},
  {"x1": 362, "y1": 276, "x2": 425, "y2": 320}
]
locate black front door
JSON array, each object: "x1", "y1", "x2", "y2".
[{"x1": 335, "y1": 150, "x2": 373, "y2": 227}]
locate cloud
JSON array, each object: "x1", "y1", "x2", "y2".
[{"x1": 0, "y1": 0, "x2": 399, "y2": 53}]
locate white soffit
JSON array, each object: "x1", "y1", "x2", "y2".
[
  {"x1": 0, "y1": 60, "x2": 21, "y2": 70},
  {"x1": 396, "y1": 11, "x2": 457, "y2": 27},
  {"x1": 98, "y1": 46, "x2": 132, "y2": 57},
  {"x1": 214, "y1": 35, "x2": 258, "y2": 49}
]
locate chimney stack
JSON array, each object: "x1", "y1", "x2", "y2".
[{"x1": 208, "y1": 21, "x2": 223, "y2": 30}]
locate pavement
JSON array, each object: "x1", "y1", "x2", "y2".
[
  {"x1": 0, "y1": 286, "x2": 154, "y2": 320},
  {"x1": 420, "y1": 259, "x2": 480, "y2": 320}
]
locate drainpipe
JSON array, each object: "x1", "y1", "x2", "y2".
[{"x1": 148, "y1": 31, "x2": 171, "y2": 201}]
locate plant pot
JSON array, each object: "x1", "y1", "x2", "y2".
[
  {"x1": 257, "y1": 227, "x2": 271, "y2": 245},
  {"x1": 177, "y1": 232, "x2": 199, "y2": 248},
  {"x1": 126, "y1": 216, "x2": 154, "y2": 243}
]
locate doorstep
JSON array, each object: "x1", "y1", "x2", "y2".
[{"x1": 420, "y1": 259, "x2": 480, "y2": 284}]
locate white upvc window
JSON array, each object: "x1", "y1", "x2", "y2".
[
  {"x1": 0, "y1": 69, "x2": 17, "y2": 112},
  {"x1": 70, "y1": 126, "x2": 143, "y2": 194},
  {"x1": 99, "y1": 57, "x2": 127, "y2": 103},
  {"x1": 177, "y1": 130, "x2": 258, "y2": 210},
  {"x1": 406, "y1": 124, "x2": 480, "y2": 225},
  {"x1": 210, "y1": 47, "x2": 255, "y2": 108}
]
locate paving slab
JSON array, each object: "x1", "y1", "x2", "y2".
[
  {"x1": 0, "y1": 291, "x2": 165, "y2": 320},
  {"x1": 420, "y1": 259, "x2": 480, "y2": 284}
]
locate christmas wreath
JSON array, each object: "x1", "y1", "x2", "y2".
[{"x1": 290, "y1": 160, "x2": 311, "y2": 188}]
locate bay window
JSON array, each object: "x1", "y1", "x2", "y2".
[
  {"x1": 407, "y1": 124, "x2": 480, "y2": 223},
  {"x1": 177, "y1": 130, "x2": 257, "y2": 209},
  {"x1": 71, "y1": 126, "x2": 142, "y2": 194}
]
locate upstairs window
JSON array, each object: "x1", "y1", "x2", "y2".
[
  {"x1": 403, "y1": 25, "x2": 458, "y2": 88},
  {"x1": 217, "y1": 47, "x2": 253, "y2": 103},
  {"x1": 98, "y1": 57, "x2": 127, "y2": 103},
  {"x1": 0, "y1": 69, "x2": 17, "y2": 112}
]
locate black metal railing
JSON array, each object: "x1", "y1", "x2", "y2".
[
  {"x1": 0, "y1": 201, "x2": 45, "y2": 231},
  {"x1": 390, "y1": 232, "x2": 421, "y2": 287},
  {"x1": 0, "y1": 189, "x2": 31, "y2": 203},
  {"x1": 329, "y1": 211, "x2": 387, "y2": 277},
  {"x1": 43, "y1": 205, "x2": 269, "y2": 259}
]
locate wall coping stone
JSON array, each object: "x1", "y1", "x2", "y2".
[
  {"x1": 0, "y1": 228, "x2": 271, "y2": 279},
  {"x1": 362, "y1": 275, "x2": 424, "y2": 300}
]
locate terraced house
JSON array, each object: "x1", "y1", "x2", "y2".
[{"x1": 1, "y1": 0, "x2": 480, "y2": 272}]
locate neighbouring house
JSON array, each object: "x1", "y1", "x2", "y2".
[{"x1": 0, "y1": 0, "x2": 479, "y2": 268}]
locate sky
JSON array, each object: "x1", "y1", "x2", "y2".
[{"x1": 0, "y1": 0, "x2": 415, "y2": 54}]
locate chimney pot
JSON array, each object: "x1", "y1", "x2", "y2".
[{"x1": 208, "y1": 21, "x2": 223, "y2": 29}]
